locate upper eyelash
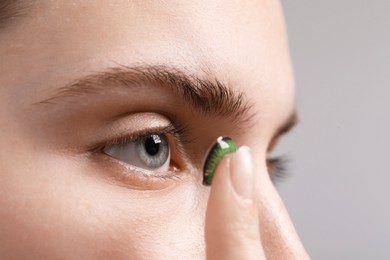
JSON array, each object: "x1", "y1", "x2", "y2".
[
  {"x1": 89, "y1": 121, "x2": 191, "y2": 154},
  {"x1": 104, "y1": 124, "x2": 181, "y2": 146}
]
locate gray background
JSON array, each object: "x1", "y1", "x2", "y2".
[{"x1": 278, "y1": 0, "x2": 390, "y2": 259}]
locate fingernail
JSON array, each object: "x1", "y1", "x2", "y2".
[
  {"x1": 230, "y1": 146, "x2": 255, "y2": 200},
  {"x1": 203, "y1": 136, "x2": 237, "y2": 186}
]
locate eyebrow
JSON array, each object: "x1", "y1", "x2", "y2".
[{"x1": 37, "y1": 65, "x2": 256, "y2": 124}]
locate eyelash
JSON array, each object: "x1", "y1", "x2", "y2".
[
  {"x1": 92, "y1": 122, "x2": 189, "y2": 157},
  {"x1": 267, "y1": 155, "x2": 290, "y2": 184}
]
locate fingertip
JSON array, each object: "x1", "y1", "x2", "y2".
[
  {"x1": 205, "y1": 147, "x2": 265, "y2": 260},
  {"x1": 230, "y1": 146, "x2": 255, "y2": 201}
]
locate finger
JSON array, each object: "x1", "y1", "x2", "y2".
[
  {"x1": 205, "y1": 146, "x2": 266, "y2": 260},
  {"x1": 255, "y1": 159, "x2": 310, "y2": 259}
]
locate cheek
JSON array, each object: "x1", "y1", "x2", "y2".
[
  {"x1": 92, "y1": 181, "x2": 208, "y2": 259},
  {"x1": 0, "y1": 151, "x2": 208, "y2": 259}
]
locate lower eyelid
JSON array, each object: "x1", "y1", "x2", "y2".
[{"x1": 87, "y1": 152, "x2": 181, "y2": 190}]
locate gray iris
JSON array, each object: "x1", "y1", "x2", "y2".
[{"x1": 136, "y1": 134, "x2": 169, "y2": 169}]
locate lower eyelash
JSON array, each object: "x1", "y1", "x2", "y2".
[
  {"x1": 267, "y1": 155, "x2": 290, "y2": 184},
  {"x1": 124, "y1": 164, "x2": 182, "y2": 181}
]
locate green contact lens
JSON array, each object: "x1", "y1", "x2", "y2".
[{"x1": 203, "y1": 136, "x2": 237, "y2": 186}]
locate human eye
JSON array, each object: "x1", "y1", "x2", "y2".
[
  {"x1": 104, "y1": 133, "x2": 171, "y2": 172},
  {"x1": 90, "y1": 121, "x2": 189, "y2": 187}
]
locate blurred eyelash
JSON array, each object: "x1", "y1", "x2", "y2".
[{"x1": 267, "y1": 155, "x2": 290, "y2": 184}]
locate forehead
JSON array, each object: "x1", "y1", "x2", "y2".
[{"x1": 1, "y1": 0, "x2": 294, "y2": 140}]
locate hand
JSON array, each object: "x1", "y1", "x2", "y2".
[{"x1": 205, "y1": 147, "x2": 310, "y2": 260}]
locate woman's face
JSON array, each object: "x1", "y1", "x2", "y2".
[{"x1": 0, "y1": 0, "x2": 299, "y2": 258}]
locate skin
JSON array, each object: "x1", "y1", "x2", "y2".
[{"x1": 0, "y1": 0, "x2": 309, "y2": 259}]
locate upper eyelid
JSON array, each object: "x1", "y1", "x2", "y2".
[
  {"x1": 267, "y1": 111, "x2": 299, "y2": 152},
  {"x1": 106, "y1": 125, "x2": 175, "y2": 146},
  {"x1": 88, "y1": 124, "x2": 179, "y2": 152}
]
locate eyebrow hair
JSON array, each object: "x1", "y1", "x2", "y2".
[
  {"x1": 0, "y1": 0, "x2": 33, "y2": 29},
  {"x1": 37, "y1": 65, "x2": 256, "y2": 125}
]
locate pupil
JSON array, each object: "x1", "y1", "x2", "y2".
[{"x1": 145, "y1": 136, "x2": 159, "y2": 156}]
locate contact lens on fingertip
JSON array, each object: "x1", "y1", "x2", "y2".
[{"x1": 203, "y1": 136, "x2": 237, "y2": 186}]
